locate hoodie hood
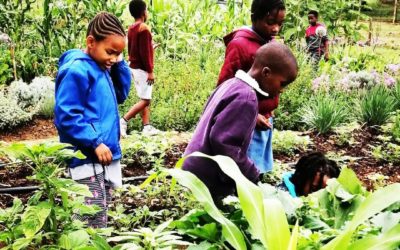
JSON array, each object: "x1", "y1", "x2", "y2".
[
  {"x1": 223, "y1": 27, "x2": 268, "y2": 47},
  {"x1": 58, "y1": 49, "x2": 94, "y2": 68}
]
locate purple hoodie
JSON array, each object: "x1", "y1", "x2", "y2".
[{"x1": 183, "y1": 74, "x2": 260, "y2": 200}]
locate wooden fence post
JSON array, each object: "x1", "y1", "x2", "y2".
[{"x1": 394, "y1": 0, "x2": 398, "y2": 24}]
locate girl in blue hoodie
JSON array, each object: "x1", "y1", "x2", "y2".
[{"x1": 54, "y1": 12, "x2": 131, "y2": 228}]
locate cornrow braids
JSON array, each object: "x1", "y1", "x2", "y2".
[
  {"x1": 251, "y1": 0, "x2": 286, "y2": 22},
  {"x1": 87, "y1": 12, "x2": 126, "y2": 41}
]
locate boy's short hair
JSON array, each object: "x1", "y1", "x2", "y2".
[
  {"x1": 251, "y1": 0, "x2": 285, "y2": 22},
  {"x1": 308, "y1": 10, "x2": 319, "y2": 18},
  {"x1": 129, "y1": 0, "x2": 147, "y2": 19}
]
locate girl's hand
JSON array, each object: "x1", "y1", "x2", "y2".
[
  {"x1": 95, "y1": 143, "x2": 113, "y2": 166},
  {"x1": 147, "y1": 72, "x2": 155, "y2": 85},
  {"x1": 117, "y1": 53, "x2": 124, "y2": 62},
  {"x1": 256, "y1": 114, "x2": 272, "y2": 130}
]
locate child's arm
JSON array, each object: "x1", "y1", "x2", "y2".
[
  {"x1": 217, "y1": 42, "x2": 243, "y2": 85},
  {"x1": 209, "y1": 98, "x2": 260, "y2": 182},
  {"x1": 138, "y1": 27, "x2": 154, "y2": 78},
  {"x1": 110, "y1": 57, "x2": 132, "y2": 104}
]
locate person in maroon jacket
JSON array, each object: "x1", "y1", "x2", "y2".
[
  {"x1": 120, "y1": 0, "x2": 160, "y2": 137},
  {"x1": 218, "y1": 0, "x2": 286, "y2": 174}
]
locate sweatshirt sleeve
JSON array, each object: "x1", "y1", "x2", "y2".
[
  {"x1": 138, "y1": 29, "x2": 154, "y2": 73},
  {"x1": 209, "y1": 97, "x2": 260, "y2": 182},
  {"x1": 217, "y1": 41, "x2": 243, "y2": 85},
  {"x1": 55, "y1": 68, "x2": 103, "y2": 149},
  {"x1": 110, "y1": 60, "x2": 132, "y2": 104}
]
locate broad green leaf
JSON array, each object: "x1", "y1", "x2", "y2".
[
  {"x1": 12, "y1": 237, "x2": 32, "y2": 250},
  {"x1": 187, "y1": 152, "x2": 267, "y2": 247},
  {"x1": 21, "y1": 203, "x2": 51, "y2": 238},
  {"x1": 348, "y1": 224, "x2": 400, "y2": 250},
  {"x1": 186, "y1": 223, "x2": 219, "y2": 241},
  {"x1": 370, "y1": 212, "x2": 400, "y2": 233},
  {"x1": 337, "y1": 167, "x2": 365, "y2": 195},
  {"x1": 52, "y1": 178, "x2": 93, "y2": 197},
  {"x1": 167, "y1": 167, "x2": 246, "y2": 250},
  {"x1": 58, "y1": 230, "x2": 90, "y2": 249},
  {"x1": 323, "y1": 183, "x2": 400, "y2": 250},
  {"x1": 263, "y1": 198, "x2": 291, "y2": 250},
  {"x1": 91, "y1": 234, "x2": 112, "y2": 250},
  {"x1": 288, "y1": 221, "x2": 299, "y2": 250}
]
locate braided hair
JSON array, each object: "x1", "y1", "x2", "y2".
[
  {"x1": 291, "y1": 152, "x2": 340, "y2": 196},
  {"x1": 87, "y1": 12, "x2": 126, "y2": 41},
  {"x1": 251, "y1": 0, "x2": 286, "y2": 22}
]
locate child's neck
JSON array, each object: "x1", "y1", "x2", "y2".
[{"x1": 135, "y1": 17, "x2": 145, "y2": 23}]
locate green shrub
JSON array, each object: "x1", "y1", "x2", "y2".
[
  {"x1": 393, "y1": 79, "x2": 400, "y2": 109},
  {"x1": 273, "y1": 129, "x2": 311, "y2": 156},
  {"x1": 119, "y1": 49, "x2": 221, "y2": 132},
  {"x1": 358, "y1": 84, "x2": 396, "y2": 126},
  {"x1": 38, "y1": 97, "x2": 55, "y2": 118},
  {"x1": 392, "y1": 113, "x2": 400, "y2": 141},
  {"x1": 274, "y1": 50, "x2": 315, "y2": 131},
  {"x1": 302, "y1": 93, "x2": 350, "y2": 134},
  {"x1": 0, "y1": 91, "x2": 32, "y2": 130},
  {"x1": 0, "y1": 44, "x2": 13, "y2": 85}
]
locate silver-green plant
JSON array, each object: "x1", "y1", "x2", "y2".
[{"x1": 108, "y1": 219, "x2": 191, "y2": 250}]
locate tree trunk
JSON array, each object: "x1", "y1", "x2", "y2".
[{"x1": 394, "y1": 0, "x2": 398, "y2": 23}]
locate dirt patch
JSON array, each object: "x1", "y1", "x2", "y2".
[
  {"x1": 274, "y1": 127, "x2": 400, "y2": 190},
  {"x1": 0, "y1": 117, "x2": 57, "y2": 142}
]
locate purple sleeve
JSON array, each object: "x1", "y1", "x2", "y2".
[{"x1": 209, "y1": 97, "x2": 260, "y2": 182}]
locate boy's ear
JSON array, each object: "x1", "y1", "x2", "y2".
[
  {"x1": 262, "y1": 66, "x2": 271, "y2": 78},
  {"x1": 86, "y1": 35, "x2": 96, "y2": 49}
]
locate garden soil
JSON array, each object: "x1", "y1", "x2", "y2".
[{"x1": 1, "y1": 124, "x2": 399, "y2": 208}]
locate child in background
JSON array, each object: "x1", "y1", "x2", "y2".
[
  {"x1": 183, "y1": 43, "x2": 298, "y2": 202},
  {"x1": 120, "y1": 0, "x2": 160, "y2": 137},
  {"x1": 306, "y1": 10, "x2": 329, "y2": 62},
  {"x1": 218, "y1": 0, "x2": 286, "y2": 174},
  {"x1": 54, "y1": 12, "x2": 131, "y2": 228},
  {"x1": 279, "y1": 152, "x2": 340, "y2": 197}
]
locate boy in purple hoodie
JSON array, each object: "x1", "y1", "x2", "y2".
[
  {"x1": 183, "y1": 42, "x2": 298, "y2": 201},
  {"x1": 218, "y1": 0, "x2": 286, "y2": 174}
]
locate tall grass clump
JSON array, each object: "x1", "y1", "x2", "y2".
[
  {"x1": 392, "y1": 80, "x2": 400, "y2": 109},
  {"x1": 302, "y1": 93, "x2": 349, "y2": 134},
  {"x1": 358, "y1": 84, "x2": 396, "y2": 126}
]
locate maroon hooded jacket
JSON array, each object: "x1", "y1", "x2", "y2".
[{"x1": 217, "y1": 27, "x2": 279, "y2": 117}]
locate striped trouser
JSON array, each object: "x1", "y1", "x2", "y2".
[{"x1": 74, "y1": 171, "x2": 113, "y2": 228}]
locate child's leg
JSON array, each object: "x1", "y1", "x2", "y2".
[
  {"x1": 74, "y1": 172, "x2": 108, "y2": 228},
  {"x1": 141, "y1": 105, "x2": 150, "y2": 125},
  {"x1": 123, "y1": 99, "x2": 150, "y2": 121}
]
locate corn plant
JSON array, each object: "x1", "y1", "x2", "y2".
[{"x1": 168, "y1": 152, "x2": 299, "y2": 250}]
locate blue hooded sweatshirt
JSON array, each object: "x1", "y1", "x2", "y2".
[{"x1": 54, "y1": 49, "x2": 131, "y2": 167}]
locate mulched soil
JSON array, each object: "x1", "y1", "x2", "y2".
[
  {"x1": 1, "y1": 120, "x2": 399, "y2": 208},
  {"x1": 0, "y1": 117, "x2": 57, "y2": 142}
]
